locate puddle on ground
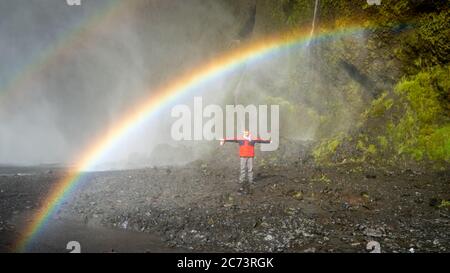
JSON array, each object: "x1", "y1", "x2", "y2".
[{"x1": 7, "y1": 210, "x2": 185, "y2": 253}]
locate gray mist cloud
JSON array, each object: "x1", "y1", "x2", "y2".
[{"x1": 0, "y1": 0, "x2": 370, "y2": 169}]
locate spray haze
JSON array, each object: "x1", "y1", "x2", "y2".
[
  {"x1": 0, "y1": 0, "x2": 370, "y2": 169},
  {"x1": 0, "y1": 0, "x2": 236, "y2": 167}
]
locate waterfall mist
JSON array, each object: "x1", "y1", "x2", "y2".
[{"x1": 0, "y1": 0, "x2": 373, "y2": 169}]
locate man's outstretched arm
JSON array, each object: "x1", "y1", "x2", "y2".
[
  {"x1": 254, "y1": 138, "x2": 271, "y2": 144},
  {"x1": 219, "y1": 138, "x2": 239, "y2": 145}
]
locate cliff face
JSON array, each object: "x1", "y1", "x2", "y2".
[
  {"x1": 134, "y1": 0, "x2": 449, "y2": 167},
  {"x1": 227, "y1": 0, "x2": 449, "y2": 166}
]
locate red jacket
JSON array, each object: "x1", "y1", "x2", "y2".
[{"x1": 223, "y1": 138, "x2": 271, "y2": 157}]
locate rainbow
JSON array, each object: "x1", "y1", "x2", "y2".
[
  {"x1": 14, "y1": 23, "x2": 371, "y2": 252},
  {"x1": 0, "y1": 0, "x2": 125, "y2": 106}
]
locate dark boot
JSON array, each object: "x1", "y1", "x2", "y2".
[
  {"x1": 249, "y1": 179, "x2": 256, "y2": 187},
  {"x1": 238, "y1": 183, "x2": 251, "y2": 195}
]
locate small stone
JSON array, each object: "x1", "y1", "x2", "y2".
[
  {"x1": 292, "y1": 191, "x2": 303, "y2": 200},
  {"x1": 303, "y1": 247, "x2": 316, "y2": 253},
  {"x1": 429, "y1": 198, "x2": 439, "y2": 207},
  {"x1": 363, "y1": 227, "x2": 383, "y2": 237}
]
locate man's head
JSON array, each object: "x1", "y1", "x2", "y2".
[{"x1": 243, "y1": 130, "x2": 250, "y2": 138}]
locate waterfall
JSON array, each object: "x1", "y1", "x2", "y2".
[
  {"x1": 232, "y1": 2, "x2": 256, "y2": 106},
  {"x1": 309, "y1": 0, "x2": 320, "y2": 41},
  {"x1": 233, "y1": 63, "x2": 247, "y2": 105},
  {"x1": 303, "y1": 0, "x2": 320, "y2": 87}
]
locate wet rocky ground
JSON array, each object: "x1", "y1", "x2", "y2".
[{"x1": 0, "y1": 150, "x2": 449, "y2": 253}]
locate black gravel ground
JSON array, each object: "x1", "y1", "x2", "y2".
[{"x1": 0, "y1": 150, "x2": 449, "y2": 253}]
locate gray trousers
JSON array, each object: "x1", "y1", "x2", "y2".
[{"x1": 239, "y1": 157, "x2": 253, "y2": 184}]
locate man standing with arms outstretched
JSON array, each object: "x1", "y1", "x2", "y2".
[{"x1": 220, "y1": 130, "x2": 271, "y2": 194}]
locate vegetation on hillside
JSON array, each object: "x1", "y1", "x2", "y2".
[{"x1": 266, "y1": 0, "x2": 449, "y2": 166}]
